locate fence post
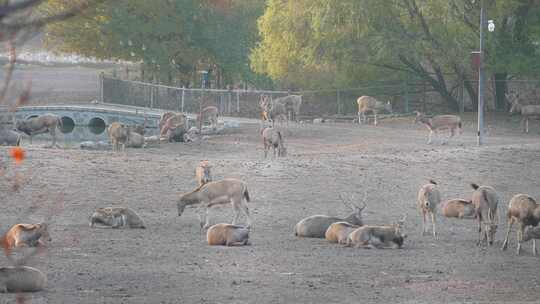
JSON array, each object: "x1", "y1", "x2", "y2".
[
  {"x1": 227, "y1": 91, "x2": 232, "y2": 113},
  {"x1": 181, "y1": 87, "x2": 185, "y2": 112},
  {"x1": 150, "y1": 86, "x2": 154, "y2": 109},
  {"x1": 459, "y1": 80, "x2": 465, "y2": 113},
  {"x1": 236, "y1": 92, "x2": 240, "y2": 112},
  {"x1": 403, "y1": 80, "x2": 410, "y2": 113},
  {"x1": 337, "y1": 89, "x2": 341, "y2": 115},
  {"x1": 99, "y1": 72, "x2": 104, "y2": 103}
]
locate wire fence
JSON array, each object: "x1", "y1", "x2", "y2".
[{"x1": 100, "y1": 74, "x2": 540, "y2": 120}]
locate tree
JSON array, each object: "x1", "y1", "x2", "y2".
[
  {"x1": 251, "y1": 0, "x2": 540, "y2": 111},
  {"x1": 44, "y1": 0, "x2": 267, "y2": 87}
]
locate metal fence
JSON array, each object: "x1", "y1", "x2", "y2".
[{"x1": 101, "y1": 75, "x2": 428, "y2": 119}]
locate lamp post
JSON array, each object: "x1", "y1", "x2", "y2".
[{"x1": 477, "y1": 0, "x2": 495, "y2": 146}]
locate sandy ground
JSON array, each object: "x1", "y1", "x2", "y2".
[{"x1": 1, "y1": 114, "x2": 540, "y2": 304}]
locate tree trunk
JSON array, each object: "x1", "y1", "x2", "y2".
[{"x1": 494, "y1": 73, "x2": 508, "y2": 111}]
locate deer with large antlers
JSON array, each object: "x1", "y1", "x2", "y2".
[{"x1": 294, "y1": 192, "x2": 367, "y2": 238}]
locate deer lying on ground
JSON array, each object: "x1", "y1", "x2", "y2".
[
  {"x1": 507, "y1": 93, "x2": 540, "y2": 133},
  {"x1": 294, "y1": 193, "x2": 366, "y2": 238},
  {"x1": 274, "y1": 95, "x2": 303, "y2": 122},
  {"x1": 262, "y1": 127, "x2": 287, "y2": 158},
  {"x1": 107, "y1": 122, "x2": 130, "y2": 152},
  {"x1": 177, "y1": 178, "x2": 251, "y2": 229},
  {"x1": 160, "y1": 113, "x2": 188, "y2": 142},
  {"x1": 0, "y1": 266, "x2": 47, "y2": 293},
  {"x1": 89, "y1": 207, "x2": 146, "y2": 229},
  {"x1": 346, "y1": 216, "x2": 407, "y2": 249},
  {"x1": 470, "y1": 183, "x2": 500, "y2": 246},
  {"x1": 440, "y1": 199, "x2": 475, "y2": 219},
  {"x1": 417, "y1": 180, "x2": 441, "y2": 238},
  {"x1": 197, "y1": 106, "x2": 219, "y2": 130},
  {"x1": 0, "y1": 128, "x2": 21, "y2": 146},
  {"x1": 15, "y1": 114, "x2": 62, "y2": 147},
  {"x1": 357, "y1": 96, "x2": 392, "y2": 126},
  {"x1": 0, "y1": 223, "x2": 51, "y2": 250},
  {"x1": 414, "y1": 111, "x2": 462, "y2": 145},
  {"x1": 501, "y1": 194, "x2": 540, "y2": 255},
  {"x1": 206, "y1": 223, "x2": 250, "y2": 246},
  {"x1": 325, "y1": 222, "x2": 360, "y2": 244}
]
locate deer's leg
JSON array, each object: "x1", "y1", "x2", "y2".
[
  {"x1": 501, "y1": 217, "x2": 513, "y2": 250},
  {"x1": 526, "y1": 118, "x2": 529, "y2": 133},
  {"x1": 421, "y1": 211, "x2": 427, "y2": 236},
  {"x1": 533, "y1": 239, "x2": 537, "y2": 256},
  {"x1": 374, "y1": 112, "x2": 378, "y2": 126},
  {"x1": 231, "y1": 202, "x2": 240, "y2": 225},
  {"x1": 427, "y1": 130, "x2": 433, "y2": 145},
  {"x1": 431, "y1": 212, "x2": 437, "y2": 239},
  {"x1": 357, "y1": 112, "x2": 361, "y2": 124},
  {"x1": 517, "y1": 222, "x2": 524, "y2": 255}
]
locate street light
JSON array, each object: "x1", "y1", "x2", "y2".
[{"x1": 477, "y1": 0, "x2": 492, "y2": 146}]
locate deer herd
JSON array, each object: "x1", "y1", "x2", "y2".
[{"x1": 1, "y1": 93, "x2": 540, "y2": 294}]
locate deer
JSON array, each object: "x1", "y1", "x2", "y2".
[
  {"x1": 260, "y1": 95, "x2": 287, "y2": 127},
  {"x1": 325, "y1": 222, "x2": 360, "y2": 244},
  {"x1": 262, "y1": 127, "x2": 287, "y2": 158},
  {"x1": 273, "y1": 95, "x2": 303, "y2": 122},
  {"x1": 195, "y1": 160, "x2": 212, "y2": 187},
  {"x1": 414, "y1": 111, "x2": 462, "y2": 145},
  {"x1": 206, "y1": 223, "x2": 250, "y2": 246},
  {"x1": 177, "y1": 179, "x2": 251, "y2": 229},
  {"x1": 0, "y1": 266, "x2": 47, "y2": 293},
  {"x1": 294, "y1": 192, "x2": 367, "y2": 238},
  {"x1": 0, "y1": 223, "x2": 51, "y2": 251},
  {"x1": 107, "y1": 122, "x2": 130, "y2": 152},
  {"x1": 501, "y1": 194, "x2": 540, "y2": 255},
  {"x1": 89, "y1": 207, "x2": 146, "y2": 229},
  {"x1": 440, "y1": 199, "x2": 476, "y2": 219},
  {"x1": 417, "y1": 180, "x2": 441, "y2": 239},
  {"x1": 357, "y1": 96, "x2": 392, "y2": 126},
  {"x1": 197, "y1": 106, "x2": 219, "y2": 130},
  {"x1": 507, "y1": 92, "x2": 540, "y2": 133},
  {"x1": 15, "y1": 114, "x2": 63, "y2": 147},
  {"x1": 346, "y1": 216, "x2": 407, "y2": 249},
  {"x1": 470, "y1": 183, "x2": 500, "y2": 246}
]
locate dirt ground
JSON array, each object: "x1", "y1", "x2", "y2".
[{"x1": 2, "y1": 113, "x2": 540, "y2": 304}]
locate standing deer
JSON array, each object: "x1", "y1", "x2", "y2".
[
  {"x1": 177, "y1": 179, "x2": 252, "y2": 229},
  {"x1": 357, "y1": 96, "x2": 392, "y2": 126},
  {"x1": 507, "y1": 93, "x2": 540, "y2": 133},
  {"x1": 417, "y1": 180, "x2": 440, "y2": 239},
  {"x1": 262, "y1": 127, "x2": 287, "y2": 158},
  {"x1": 15, "y1": 114, "x2": 63, "y2": 147},
  {"x1": 195, "y1": 160, "x2": 212, "y2": 187},
  {"x1": 471, "y1": 183, "x2": 499, "y2": 246},
  {"x1": 501, "y1": 194, "x2": 540, "y2": 255},
  {"x1": 414, "y1": 112, "x2": 462, "y2": 145},
  {"x1": 197, "y1": 106, "x2": 219, "y2": 130}
]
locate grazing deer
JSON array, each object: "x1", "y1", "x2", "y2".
[
  {"x1": 417, "y1": 180, "x2": 441, "y2": 239},
  {"x1": 414, "y1": 111, "x2": 462, "y2": 145},
  {"x1": 507, "y1": 93, "x2": 540, "y2": 133},
  {"x1": 357, "y1": 96, "x2": 392, "y2": 126},
  {"x1": 294, "y1": 193, "x2": 367, "y2": 238},
  {"x1": 195, "y1": 160, "x2": 212, "y2": 187},
  {"x1": 206, "y1": 223, "x2": 250, "y2": 246},
  {"x1": 470, "y1": 183, "x2": 500, "y2": 246},
  {"x1": 15, "y1": 114, "x2": 62, "y2": 147},
  {"x1": 177, "y1": 179, "x2": 251, "y2": 229},
  {"x1": 501, "y1": 194, "x2": 540, "y2": 255}
]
